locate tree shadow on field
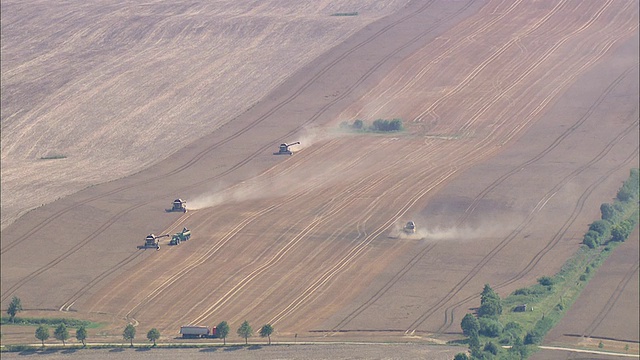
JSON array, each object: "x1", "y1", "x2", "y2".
[
  {"x1": 39, "y1": 348, "x2": 60, "y2": 355},
  {"x1": 135, "y1": 347, "x2": 152, "y2": 352},
  {"x1": 248, "y1": 345, "x2": 262, "y2": 350},
  {"x1": 109, "y1": 348, "x2": 125, "y2": 352},
  {"x1": 223, "y1": 346, "x2": 242, "y2": 352},
  {"x1": 61, "y1": 349, "x2": 78, "y2": 354},
  {"x1": 200, "y1": 347, "x2": 218, "y2": 352}
]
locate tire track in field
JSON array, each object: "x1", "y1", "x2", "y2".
[
  {"x1": 182, "y1": 140, "x2": 434, "y2": 326},
  {"x1": 330, "y1": 243, "x2": 438, "y2": 331},
  {"x1": 318, "y1": 0, "x2": 596, "y2": 328},
  {"x1": 582, "y1": 262, "x2": 640, "y2": 337},
  {"x1": 440, "y1": 140, "x2": 639, "y2": 335},
  {"x1": 119, "y1": 137, "x2": 389, "y2": 321},
  {"x1": 0, "y1": 0, "x2": 446, "y2": 256},
  {"x1": 403, "y1": 58, "x2": 636, "y2": 334},
  {"x1": 2, "y1": 0, "x2": 466, "y2": 302},
  {"x1": 58, "y1": 214, "x2": 192, "y2": 312},
  {"x1": 158, "y1": 142, "x2": 386, "y2": 329}
]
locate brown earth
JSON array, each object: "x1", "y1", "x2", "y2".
[
  {"x1": 1, "y1": 0, "x2": 638, "y2": 357},
  {"x1": 530, "y1": 227, "x2": 640, "y2": 360}
]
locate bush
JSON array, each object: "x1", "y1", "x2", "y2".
[
  {"x1": 616, "y1": 169, "x2": 639, "y2": 202},
  {"x1": 461, "y1": 313, "x2": 479, "y2": 337},
  {"x1": 600, "y1": 203, "x2": 616, "y2": 221},
  {"x1": 579, "y1": 274, "x2": 587, "y2": 281},
  {"x1": 479, "y1": 318, "x2": 503, "y2": 337},
  {"x1": 537, "y1": 276, "x2": 554, "y2": 286},
  {"x1": 583, "y1": 230, "x2": 601, "y2": 248},
  {"x1": 589, "y1": 220, "x2": 609, "y2": 237},
  {"x1": 524, "y1": 317, "x2": 554, "y2": 345},
  {"x1": 369, "y1": 118, "x2": 403, "y2": 132},
  {"x1": 484, "y1": 341, "x2": 499, "y2": 355}
]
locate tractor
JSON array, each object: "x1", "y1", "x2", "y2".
[
  {"x1": 274, "y1": 141, "x2": 300, "y2": 155},
  {"x1": 170, "y1": 227, "x2": 192, "y2": 245}
]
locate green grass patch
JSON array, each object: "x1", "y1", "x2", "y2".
[
  {"x1": 456, "y1": 168, "x2": 638, "y2": 359},
  {"x1": 1, "y1": 316, "x2": 100, "y2": 329},
  {"x1": 331, "y1": 12, "x2": 359, "y2": 16},
  {"x1": 39, "y1": 154, "x2": 67, "y2": 160}
]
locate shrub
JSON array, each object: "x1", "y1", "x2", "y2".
[
  {"x1": 579, "y1": 274, "x2": 587, "y2": 281},
  {"x1": 600, "y1": 203, "x2": 616, "y2": 221},
  {"x1": 461, "y1": 313, "x2": 479, "y2": 337},
  {"x1": 589, "y1": 220, "x2": 609, "y2": 237},
  {"x1": 484, "y1": 341, "x2": 499, "y2": 355},
  {"x1": 583, "y1": 230, "x2": 601, "y2": 248},
  {"x1": 479, "y1": 318, "x2": 503, "y2": 337},
  {"x1": 370, "y1": 118, "x2": 403, "y2": 132},
  {"x1": 537, "y1": 276, "x2": 554, "y2": 286},
  {"x1": 524, "y1": 317, "x2": 554, "y2": 345}
]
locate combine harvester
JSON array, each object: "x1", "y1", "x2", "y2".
[
  {"x1": 180, "y1": 325, "x2": 217, "y2": 338},
  {"x1": 388, "y1": 221, "x2": 421, "y2": 239},
  {"x1": 166, "y1": 199, "x2": 187, "y2": 213},
  {"x1": 141, "y1": 233, "x2": 170, "y2": 250},
  {"x1": 169, "y1": 227, "x2": 191, "y2": 245},
  {"x1": 273, "y1": 141, "x2": 300, "y2": 155},
  {"x1": 403, "y1": 221, "x2": 416, "y2": 234}
]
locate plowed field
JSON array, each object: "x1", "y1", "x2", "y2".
[{"x1": 2, "y1": 0, "x2": 638, "y2": 352}]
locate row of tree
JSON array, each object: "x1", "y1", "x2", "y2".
[
  {"x1": 583, "y1": 168, "x2": 639, "y2": 248},
  {"x1": 339, "y1": 118, "x2": 404, "y2": 132},
  {"x1": 456, "y1": 284, "x2": 529, "y2": 360},
  {"x1": 31, "y1": 319, "x2": 274, "y2": 347},
  {"x1": 8, "y1": 295, "x2": 275, "y2": 347}
]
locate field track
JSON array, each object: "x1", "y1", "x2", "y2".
[{"x1": 1, "y1": 0, "x2": 638, "y2": 346}]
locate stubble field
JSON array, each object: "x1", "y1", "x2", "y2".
[{"x1": 1, "y1": 0, "x2": 638, "y2": 358}]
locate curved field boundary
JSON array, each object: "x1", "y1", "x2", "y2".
[
  {"x1": 407, "y1": 62, "x2": 637, "y2": 332},
  {"x1": 0, "y1": 0, "x2": 445, "y2": 255},
  {"x1": 323, "y1": 1, "x2": 635, "y2": 334},
  {"x1": 439, "y1": 143, "x2": 639, "y2": 335},
  {"x1": 1, "y1": 0, "x2": 473, "y2": 302}
]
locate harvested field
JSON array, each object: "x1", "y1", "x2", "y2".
[
  {"x1": 1, "y1": 1, "x2": 638, "y2": 357},
  {"x1": 531, "y1": 227, "x2": 640, "y2": 359}
]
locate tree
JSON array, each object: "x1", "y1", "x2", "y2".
[
  {"x1": 479, "y1": 317, "x2": 503, "y2": 337},
  {"x1": 353, "y1": 119, "x2": 364, "y2": 130},
  {"x1": 460, "y1": 313, "x2": 479, "y2": 337},
  {"x1": 589, "y1": 220, "x2": 609, "y2": 237},
  {"x1": 454, "y1": 353, "x2": 470, "y2": 360},
  {"x1": 76, "y1": 325, "x2": 87, "y2": 346},
  {"x1": 237, "y1": 320, "x2": 253, "y2": 345},
  {"x1": 479, "y1": 284, "x2": 502, "y2": 317},
  {"x1": 123, "y1": 324, "x2": 136, "y2": 347},
  {"x1": 35, "y1": 325, "x2": 49, "y2": 347},
  {"x1": 478, "y1": 298, "x2": 502, "y2": 317},
  {"x1": 480, "y1": 284, "x2": 499, "y2": 305},
  {"x1": 54, "y1": 323, "x2": 69, "y2": 346},
  {"x1": 537, "y1": 276, "x2": 555, "y2": 287},
  {"x1": 147, "y1": 328, "x2": 160, "y2": 346},
  {"x1": 217, "y1": 321, "x2": 230, "y2": 345},
  {"x1": 259, "y1": 324, "x2": 274, "y2": 345},
  {"x1": 600, "y1": 203, "x2": 616, "y2": 221},
  {"x1": 7, "y1": 296, "x2": 23, "y2": 323},
  {"x1": 484, "y1": 341, "x2": 499, "y2": 355}
]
